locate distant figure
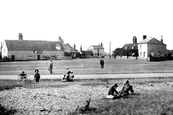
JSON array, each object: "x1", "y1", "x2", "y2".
[
  {"x1": 48, "y1": 59, "x2": 53, "y2": 74},
  {"x1": 107, "y1": 84, "x2": 120, "y2": 99},
  {"x1": 119, "y1": 80, "x2": 134, "y2": 96},
  {"x1": 19, "y1": 71, "x2": 27, "y2": 79},
  {"x1": 62, "y1": 67, "x2": 74, "y2": 82},
  {"x1": 100, "y1": 57, "x2": 105, "y2": 69},
  {"x1": 34, "y1": 69, "x2": 40, "y2": 83}
]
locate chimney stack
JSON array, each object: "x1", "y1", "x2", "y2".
[
  {"x1": 143, "y1": 35, "x2": 147, "y2": 40},
  {"x1": 80, "y1": 45, "x2": 82, "y2": 52},
  {"x1": 19, "y1": 33, "x2": 23, "y2": 40},
  {"x1": 133, "y1": 36, "x2": 137, "y2": 44},
  {"x1": 161, "y1": 35, "x2": 163, "y2": 43},
  {"x1": 74, "y1": 43, "x2": 76, "y2": 49}
]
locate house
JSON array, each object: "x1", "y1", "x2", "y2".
[
  {"x1": 1, "y1": 33, "x2": 65, "y2": 61},
  {"x1": 87, "y1": 44, "x2": 104, "y2": 57},
  {"x1": 138, "y1": 35, "x2": 167, "y2": 59},
  {"x1": 113, "y1": 36, "x2": 138, "y2": 57},
  {"x1": 80, "y1": 51, "x2": 94, "y2": 58},
  {"x1": 63, "y1": 43, "x2": 78, "y2": 59}
]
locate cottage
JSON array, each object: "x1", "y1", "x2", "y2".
[
  {"x1": 63, "y1": 43, "x2": 78, "y2": 59},
  {"x1": 138, "y1": 35, "x2": 167, "y2": 59},
  {"x1": 1, "y1": 33, "x2": 65, "y2": 61}
]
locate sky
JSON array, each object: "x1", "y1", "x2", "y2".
[{"x1": 0, "y1": 0, "x2": 173, "y2": 53}]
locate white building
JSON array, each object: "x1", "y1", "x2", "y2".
[
  {"x1": 1, "y1": 33, "x2": 66, "y2": 61},
  {"x1": 87, "y1": 45, "x2": 104, "y2": 57},
  {"x1": 138, "y1": 36, "x2": 167, "y2": 59}
]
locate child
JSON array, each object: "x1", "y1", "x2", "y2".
[
  {"x1": 19, "y1": 71, "x2": 27, "y2": 79},
  {"x1": 107, "y1": 83, "x2": 120, "y2": 99},
  {"x1": 34, "y1": 69, "x2": 40, "y2": 83},
  {"x1": 119, "y1": 80, "x2": 134, "y2": 96},
  {"x1": 62, "y1": 67, "x2": 74, "y2": 81}
]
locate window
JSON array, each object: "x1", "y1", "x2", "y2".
[
  {"x1": 143, "y1": 52, "x2": 145, "y2": 57},
  {"x1": 56, "y1": 44, "x2": 61, "y2": 50},
  {"x1": 97, "y1": 49, "x2": 99, "y2": 53}
]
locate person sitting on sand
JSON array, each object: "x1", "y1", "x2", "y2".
[
  {"x1": 62, "y1": 67, "x2": 74, "y2": 81},
  {"x1": 107, "y1": 83, "x2": 120, "y2": 99},
  {"x1": 19, "y1": 71, "x2": 27, "y2": 79},
  {"x1": 119, "y1": 80, "x2": 134, "y2": 96}
]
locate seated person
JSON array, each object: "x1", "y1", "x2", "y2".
[
  {"x1": 19, "y1": 71, "x2": 27, "y2": 79},
  {"x1": 119, "y1": 80, "x2": 134, "y2": 96},
  {"x1": 107, "y1": 84, "x2": 120, "y2": 99},
  {"x1": 62, "y1": 67, "x2": 74, "y2": 81}
]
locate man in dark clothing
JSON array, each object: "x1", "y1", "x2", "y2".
[
  {"x1": 34, "y1": 69, "x2": 40, "y2": 83},
  {"x1": 100, "y1": 57, "x2": 105, "y2": 69}
]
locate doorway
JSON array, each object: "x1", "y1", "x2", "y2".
[
  {"x1": 12, "y1": 55, "x2": 15, "y2": 61},
  {"x1": 37, "y1": 55, "x2": 40, "y2": 60}
]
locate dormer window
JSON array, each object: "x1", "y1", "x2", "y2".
[{"x1": 56, "y1": 44, "x2": 61, "y2": 50}]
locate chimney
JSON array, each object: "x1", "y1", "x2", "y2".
[
  {"x1": 143, "y1": 35, "x2": 147, "y2": 40},
  {"x1": 161, "y1": 35, "x2": 163, "y2": 43},
  {"x1": 19, "y1": 33, "x2": 23, "y2": 40},
  {"x1": 101, "y1": 42, "x2": 103, "y2": 47},
  {"x1": 74, "y1": 43, "x2": 76, "y2": 49},
  {"x1": 80, "y1": 45, "x2": 82, "y2": 52},
  {"x1": 133, "y1": 36, "x2": 137, "y2": 44}
]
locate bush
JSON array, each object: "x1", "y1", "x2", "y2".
[{"x1": 0, "y1": 56, "x2": 11, "y2": 62}]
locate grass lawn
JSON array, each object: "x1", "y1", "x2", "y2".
[{"x1": 1, "y1": 58, "x2": 173, "y2": 75}]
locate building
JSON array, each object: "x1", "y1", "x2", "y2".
[
  {"x1": 113, "y1": 36, "x2": 138, "y2": 57},
  {"x1": 1, "y1": 33, "x2": 67, "y2": 61},
  {"x1": 138, "y1": 35, "x2": 167, "y2": 59},
  {"x1": 79, "y1": 45, "x2": 94, "y2": 58},
  {"x1": 63, "y1": 43, "x2": 78, "y2": 59},
  {"x1": 87, "y1": 44, "x2": 104, "y2": 57}
]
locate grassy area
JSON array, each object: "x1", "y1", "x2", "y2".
[
  {"x1": 1, "y1": 78, "x2": 173, "y2": 114},
  {"x1": 1, "y1": 59, "x2": 173, "y2": 114},
  {"x1": 1, "y1": 58, "x2": 173, "y2": 75}
]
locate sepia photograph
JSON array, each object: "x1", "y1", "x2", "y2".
[{"x1": 1, "y1": 0, "x2": 173, "y2": 115}]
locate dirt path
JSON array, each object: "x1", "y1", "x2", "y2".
[{"x1": 0, "y1": 73, "x2": 173, "y2": 80}]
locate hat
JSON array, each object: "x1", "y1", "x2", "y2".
[{"x1": 35, "y1": 69, "x2": 39, "y2": 72}]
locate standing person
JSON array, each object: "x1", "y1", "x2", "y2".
[
  {"x1": 34, "y1": 69, "x2": 40, "y2": 83},
  {"x1": 100, "y1": 57, "x2": 105, "y2": 69},
  {"x1": 48, "y1": 59, "x2": 53, "y2": 74}
]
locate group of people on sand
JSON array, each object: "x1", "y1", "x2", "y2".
[
  {"x1": 19, "y1": 69, "x2": 40, "y2": 83},
  {"x1": 48, "y1": 59, "x2": 74, "y2": 82},
  {"x1": 19, "y1": 59, "x2": 74, "y2": 83},
  {"x1": 107, "y1": 80, "x2": 134, "y2": 99}
]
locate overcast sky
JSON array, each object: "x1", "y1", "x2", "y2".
[{"x1": 0, "y1": 0, "x2": 173, "y2": 53}]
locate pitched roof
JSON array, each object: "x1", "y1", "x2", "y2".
[
  {"x1": 5, "y1": 40, "x2": 64, "y2": 51},
  {"x1": 122, "y1": 43, "x2": 138, "y2": 49},
  {"x1": 138, "y1": 38, "x2": 166, "y2": 45},
  {"x1": 138, "y1": 38, "x2": 153, "y2": 44},
  {"x1": 88, "y1": 45, "x2": 104, "y2": 49},
  {"x1": 63, "y1": 43, "x2": 78, "y2": 52}
]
